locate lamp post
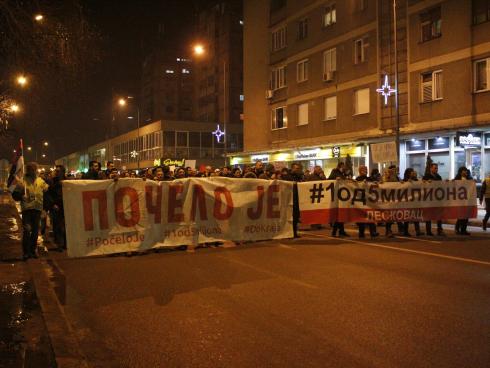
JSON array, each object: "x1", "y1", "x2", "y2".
[
  {"x1": 118, "y1": 97, "x2": 141, "y2": 170},
  {"x1": 193, "y1": 44, "x2": 228, "y2": 166}
]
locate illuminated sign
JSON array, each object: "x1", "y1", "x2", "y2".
[
  {"x1": 162, "y1": 158, "x2": 186, "y2": 167},
  {"x1": 457, "y1": 132, "x2": 481, "y2": 147},
  {"x1": 251, "y1": 154, "x2": 269, "y2": 162},
  {"x1": 212, "y1": 124, "x2": 225, "y2": 143},
  {"x1": 294, "y1": 149, "x2": 320, "y2": 160},
  {"x1": 332, "y1": 146, "x2": 341, "y2": 158},
  {"x1": 376, "y1": 75, "x2": 397, "y2": 105}
]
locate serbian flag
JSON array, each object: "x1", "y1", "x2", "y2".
[{"x1": 7, "y1": 139, "x2": 24, "y2": 193}]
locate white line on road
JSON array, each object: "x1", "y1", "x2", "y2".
[{"x1": 302, "y1": 232, "x2": 490, "y2": 267}]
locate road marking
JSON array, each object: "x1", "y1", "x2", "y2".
[
  {"x1": 218, "y1": 255, "x2": 318, "y2": 289},
  {"x1": 302, "y1": 232, "x2": 490, "y2": 267}
]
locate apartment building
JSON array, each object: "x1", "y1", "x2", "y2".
[
  {"x1": 237, "y1": 0, "x2": 490, "y2": 181},
  {"x1": 194, "y1": 0, "x2": 244, "y2": 149},
  {"x1": 140, "y1": 50, "x2": 194, "y2": 123}
]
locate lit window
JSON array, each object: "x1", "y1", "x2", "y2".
[
  {"x1": 354, "y1": 88, "x2": 370, "y2": 115},
  {"x1": 323, "y1": 48, "x2": 337, "y2": 80},
  {"x1": 297, "y1": 103, "x2": 309, "y2": 125},
  {"x1": 324, "y1": 96, "x2": 337, "y2": 120},
  {"x1": 354, "y1": 38, "x2": 368, "y2": 64},
  {"x1": 239, "y1": 20, "x2": 244, "y2": 25},
  {"x1": 182, "y1": 69, "x2": 190, "y2": 74},
  {"x1": 474, "y1": 58, "x2": 489, "y2": 92},
  {"x1": 420, "y1": 7, "x2": 441, "y2": 42},
  {"x1": 420, "y1": 70, "x2": 443, "y2": 102},
  {"x1": 323, "y1": 4, "x2": 336, "y2": 27},
  {"x1": 240, "y1": 94, "x2": 244, "y2": 101},
  {"x1": 272, "y1": 106, "x2": 287, "y2": 129},
  {"x1": 297, "y1": 59, "x2": 309, "y2": 83},
  {"x1": 165, "y1": 70, "x2": 174, "y2": 74}
]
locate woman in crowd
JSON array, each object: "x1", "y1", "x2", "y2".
[{"x1": 454, "y1": 166, "x2": 472, "y2": 235}]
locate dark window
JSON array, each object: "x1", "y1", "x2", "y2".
[
  {"x1": 201, "y1": 133, "x2": 213, "y2": 147},
  {"x1": 164, "y1": 131, "x2": 175, "y2": 147},
  {"x1": 189, "y1": 132, "x2": 200, "y2": 147},
  {"x1": 406, "y1": 139, "x2": 426, "y2": 151},
  {"x1": 176, "y1": 132, "x2": 188, "y2": 147},
  {"x1": 270, "y1": 0, "x2": 286, "y2": 13},
  {"x1": 428, "y1": 137, "x2": 449, "y2": 150},
  {"x1": 420, "y1": 7, "x2": 441, "y2": 42},
  {"x1": 298, "y1": 18, "x2": 308, "y2": 40},
  {"x1": 473, "y1": 0, "x2": 490, "y2": 24}
]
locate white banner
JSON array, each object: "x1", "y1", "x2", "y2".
[
  {"x1": 63, "y1": 178, "x2": 293, "y2": 258},
  {"x1": 299, "y1": 180, "x2": 477, "y2": 224}
]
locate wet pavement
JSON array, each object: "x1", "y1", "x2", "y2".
[{"x1": 0, "y1": 192, "x2": 56, "y2": 368}]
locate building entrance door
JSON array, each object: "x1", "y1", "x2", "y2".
[{"x1": 466, "y1": 148, "x2": 481, "y2": 181}]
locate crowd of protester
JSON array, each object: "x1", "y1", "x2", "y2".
[{"x1": 11, "y1": 158, "x2": 490, "y2": 260}]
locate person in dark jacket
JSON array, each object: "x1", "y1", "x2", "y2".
[
  {"x1": 480, "y1": 172, "x2": 490, "y2": 231},
  {"x1": 454, "y1": 166, "x2": 472, "y2": 235},
  {"x1": 328, "y1": 162, "x2": 348, "y2": 237},
  {"x1": 422, "y1": 163, "x2": 444, "y2": 236},
  {"x1": 356, "y1": 166, "x2": 378, "y2": 238},
  {"x1": 47, "y1": 165, "x2": 67, "y2": 250},
  {"x1": 284, "y1": 163, "x2": 304, "y2": 238},
  {"x1": 83, "y1": 161, "x2": 103, "y2": 180},
  {"x1": 402, "y1": 168, "x2": 423, "y2": 236},
  {"x1": 307, "y1": 166, "x2": 326, "y2": 181}
]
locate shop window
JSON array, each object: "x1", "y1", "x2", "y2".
[
  {"x1": 298, "y1": 18, "x2": 308, "y2": 40},
  {"x1": 324, "y1": 96, "x2": 337, "y2": 121},
  {"x1": 407, "y1": 153, "x2": 426, "y2": 177},
  {"x1": 272, "y1": 106, "x2": 287, "y2": 129},
  {"x1": 420, "y1": 70, "x2": 442, "y2": 103},
  {"x1": 354, "y1": 88, "x2": 370, "y2": 115},
  {"x1": 473, "y1": 0, "x2": 490, "y2": 25},
  {"x1": 430, "y1": 152, "x2": 450, "y2": 179},
  {"x1": 323, "y1": 4, "x2": 336, "y2": 27},
  {"x1": 406, "y1": 139, "x2": 426, "y2": 151},
  {"x1": 428, "y1": 137, "x2": 449, "y2": 150},
  {"x1": 297, "y1": 103, "x2": 309, "y2": 125},
  {"x1": 474, "y1": 58, "x2": 489, "y2": 92},
  {"x1": 297, "y1": 59, "x2": 309, "y2": 83},
  {"x1": 454, "y1": 151, "x2": 466, "y2": 177},
  {"x1": 485, "y1": 133, "x2": 490, "y2": 146},
  {"x1": 420, "y1": 7, "x2": 441, "y2": 42}
]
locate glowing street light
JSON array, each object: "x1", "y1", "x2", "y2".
[
  {"x1": 10, "y1": 104, "x2": 20, "y2": 113},
  {"x1": 42, "y1": 154, "x2": 46, "y2": 158},
  {"x1": 27, "y1": 146, "x2": 32, "y2": 151},
  {"x1": 43, "y1": 141, "x2": 49, "y2": 146},
  {"x1": 118, "y1": 98, "x2": 127, "y2": 107},
  {"x1": 193, "y1": 44, "x2": 205, "y2": 56},
  {"x1": 34, "y1": 14, "x2": 44, "y2": 22},
  {"x1": 17, "y1": 75, "x2": 28, "y2": 87}
]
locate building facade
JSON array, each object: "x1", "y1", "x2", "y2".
[
  {"x1": 194, "y1": 0, "x2": 244, "y2": 148},
  {"x1": 56, "y1": 120, "x2": 243, "y2": 173},
  {"x1": 238, "y1": 0, "x2": 490, "y2": 180}
]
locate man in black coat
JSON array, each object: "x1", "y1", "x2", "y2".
[
  {"x1": 356, "y1": 166, "x2": 378, "y2": 238},
  {"x1": 422, "y1": 163, "x2": 444, "y2": 236},
  {"x1": 328, "y1": 162, "x2": 348, "y2": 237},
  {"x1": 284, "y1": 163, "x2": 304, "y2": 238}
]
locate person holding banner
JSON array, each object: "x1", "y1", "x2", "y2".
[
  {"x1": 328, "y1": 163, "x2": 349, "y2": 237},
  {"x1": 454, "y1": 167, "x2": 472, "y2": 235},
  {"x1": 284, "y1": 163, "x2": 304, "y2": 238},
  {"x1": 480, "y1": 173, "x2": 490, "y2": 231},
  {"x1": 422, "y1": 163, "x2": 445, "y2": 236},
  {"x1": 16, "y1": 163, "x2": 49, "y2": 260},
  {"x1": 402, "y1": 168, "x2": 424, "y2": 237},
  {"x1": 356, "y1": 166, "x2": 378, "y2": 238}
]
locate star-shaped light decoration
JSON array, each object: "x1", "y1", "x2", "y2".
[
  {"x1": 130, "y1": 150, "x2": 138, "y2": 158},
  {"x1": 376, "y1": 75, "x2": 397, "y2": 105},
  {"x1": 212, "y1": 124, "x2": 225, "y2": 143}
]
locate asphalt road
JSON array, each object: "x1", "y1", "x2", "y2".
[{"x1": 43, "y1": 226, "x2": 490, "y2": 368}]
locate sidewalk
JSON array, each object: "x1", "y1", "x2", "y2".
[{"x1": 0, "y1": 191, "x2": 56, "y2": 367}]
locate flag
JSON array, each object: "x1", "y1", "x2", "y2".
[{"x1": 7, "y1": 139, "x2": 24, "y2": 193}]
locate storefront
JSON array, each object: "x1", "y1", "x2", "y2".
[
  {"x1": 401, "y1": 130, "x2": 490, "y2": 181},
  {"x1": 230, "y1": 144, "x2": 368, "y2": 175}
]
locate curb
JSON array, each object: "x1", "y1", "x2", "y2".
[{"x1": 28, "y1": 259, "x2": 90, "y2": 368}]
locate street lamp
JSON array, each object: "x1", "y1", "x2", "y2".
[
  {"x1": 43, "y1": 141, "x2": 49, "y2": 146},
  {"x1": 34, "y1": 14, "x2": 44, "y2": 22},
  {"x1": 10, "y1": 104, "x2": 20, "y2": 113},
  {"x1": 193, "y1": 44, "x2": 228, "y2": 166},
  {"x1": 42, "y1": 154, "x2": 46, "y2": 158},
  {"x1": 27, "y1": 146, "x2": 32, "y2": 151},
  {"x1": 16, "y1": 75, "x2": 28, "y2": 87},
  {"x1": 118, "y1": 97, "x2": 141, "y2": 170}
]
